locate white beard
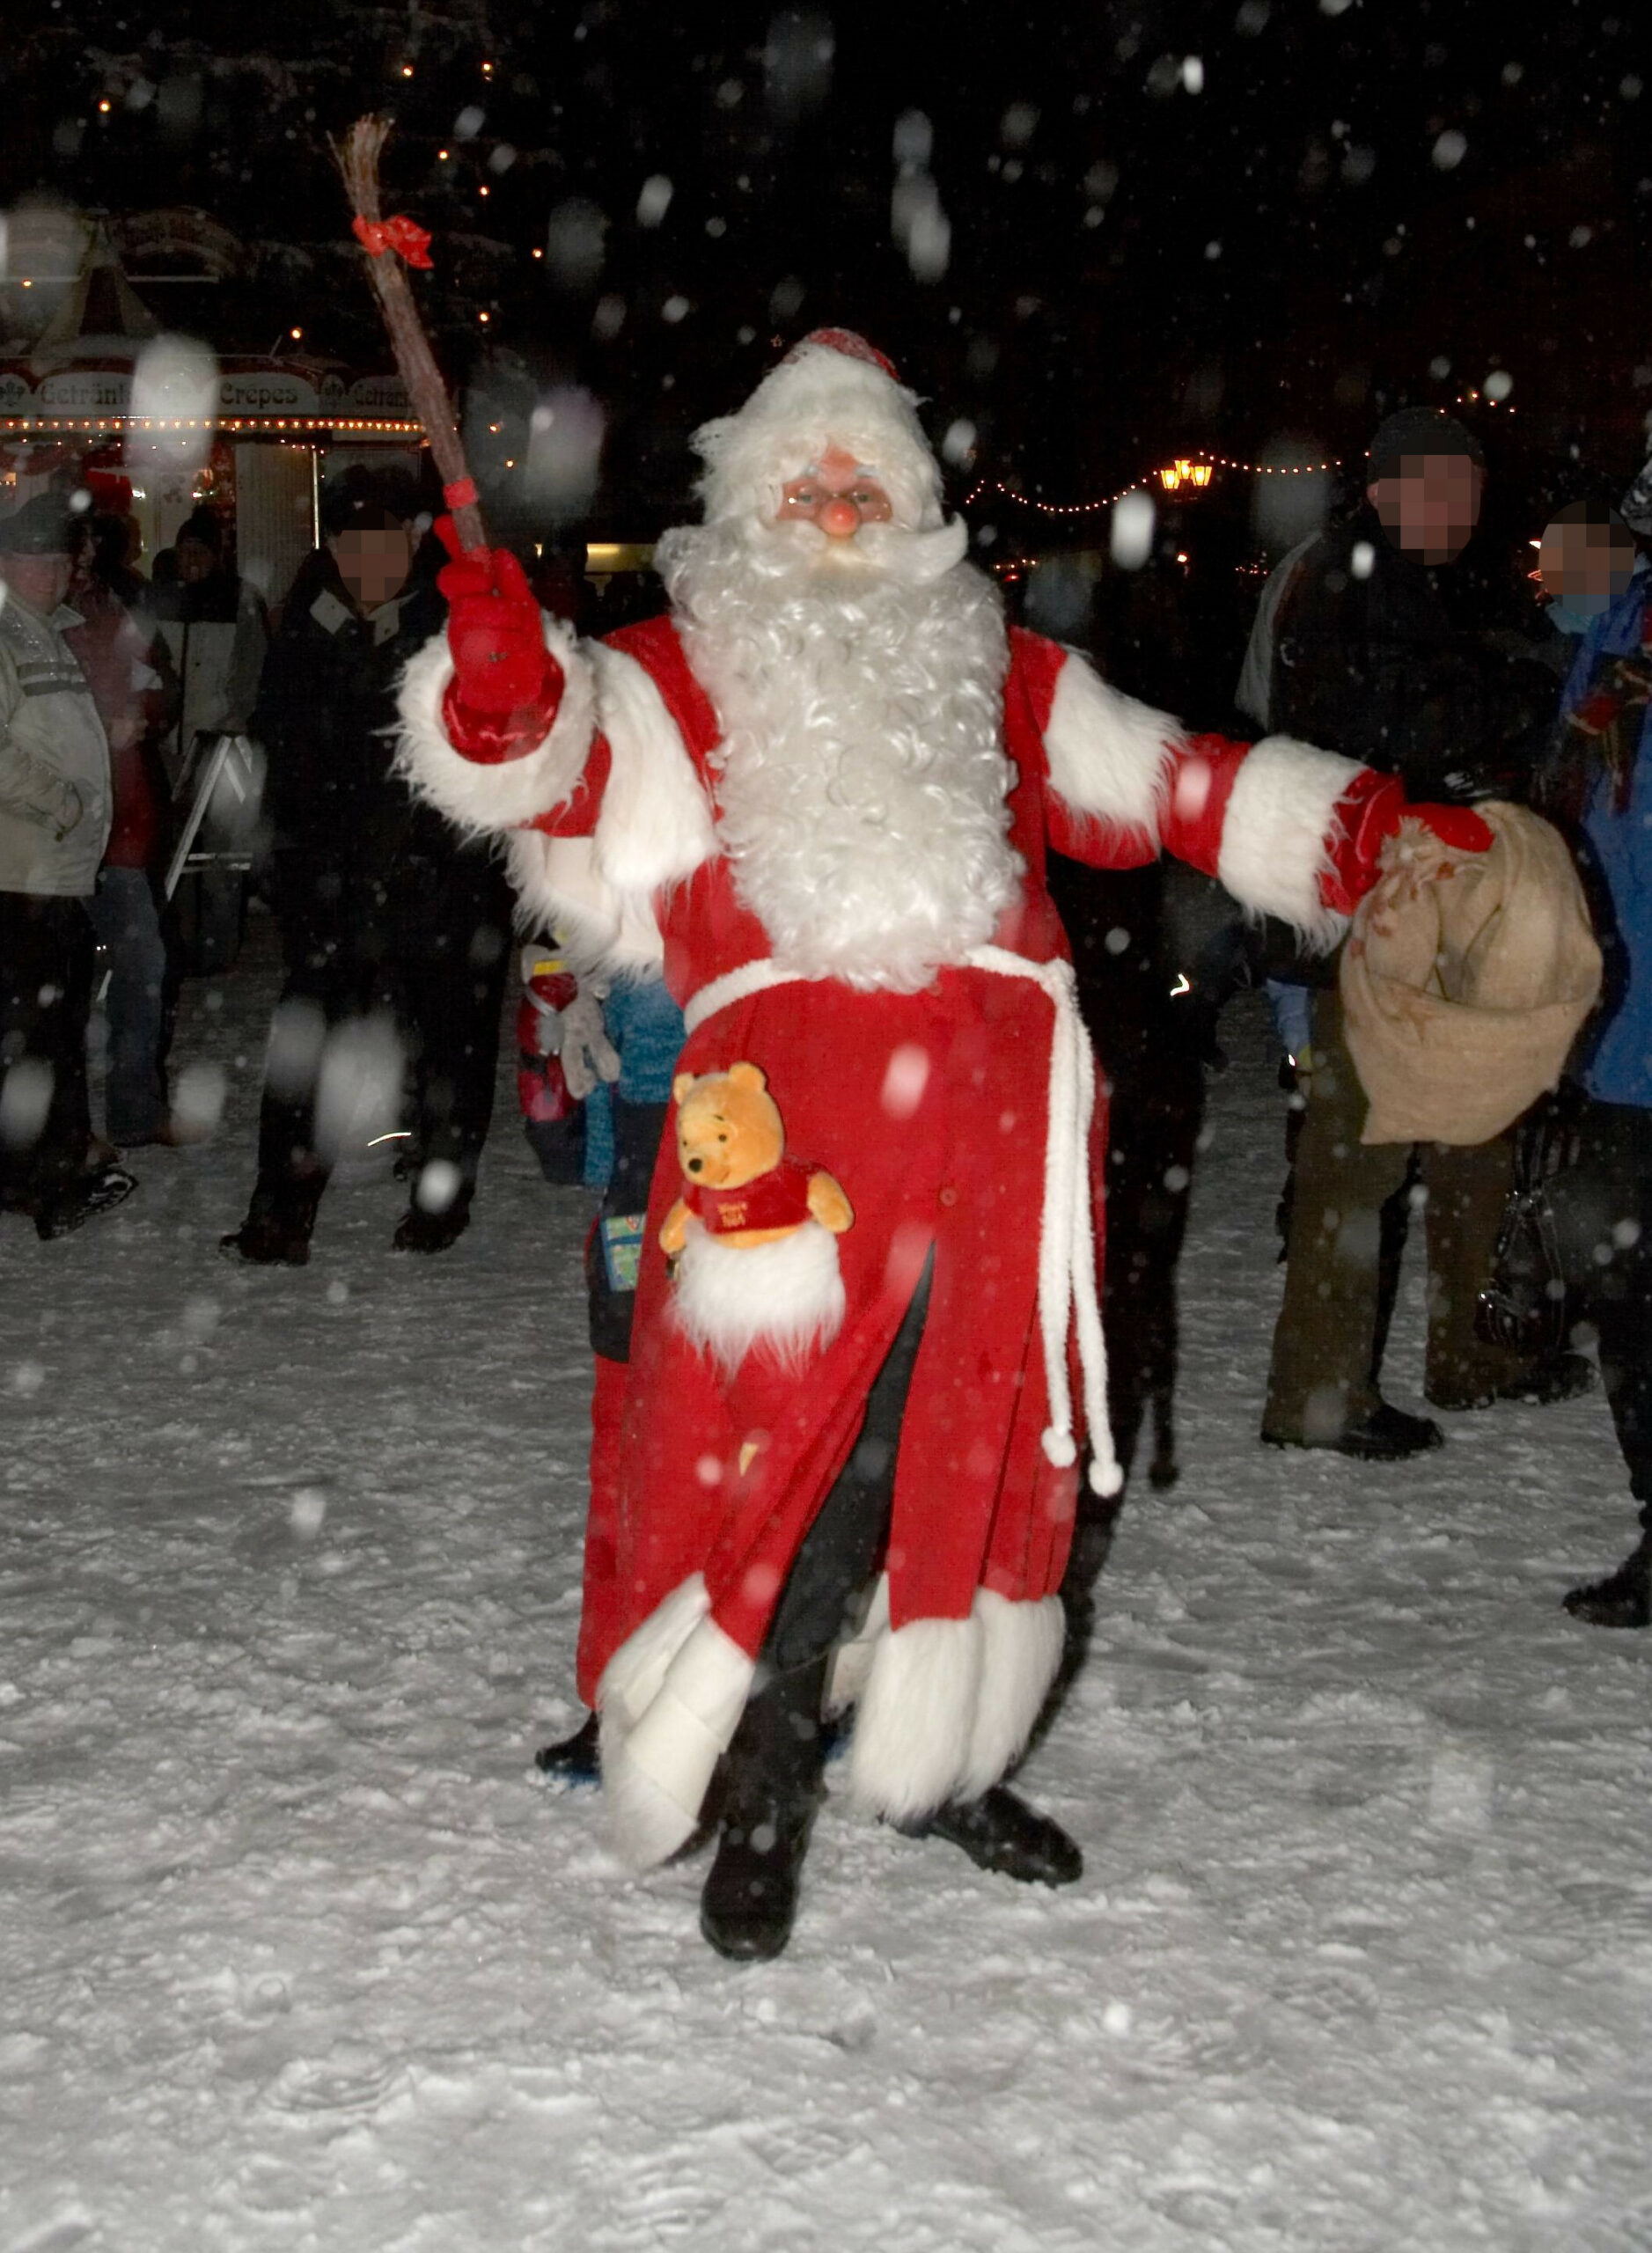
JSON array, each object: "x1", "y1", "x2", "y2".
[{"x1": 656, "y1": 516, "x2": 1023, "y2": 994}]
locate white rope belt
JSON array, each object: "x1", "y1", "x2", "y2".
[{"x1": 682, "y1": 949, "x2": 1122, "y2": 1499}]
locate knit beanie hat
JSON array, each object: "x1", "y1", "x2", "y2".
[{"x1": 1367, "y1": 409, "x2": 1485, "y2": 481}]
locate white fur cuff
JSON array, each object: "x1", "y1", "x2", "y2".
[
  {"x1": 1217, "y1": 734, "x2": 1363, "y2": 949},
  {"x1": 1044, "y1": 651, "x2": 1177, "y2": 842}
]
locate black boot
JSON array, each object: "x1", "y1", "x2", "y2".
[
  {"x1": 1562, "y1": 1535, "x2": 1651, "y2": 1629},
  {"x1": 393, "y1": 1196, "x2": 472, "y2": 1254},
  {"x1": 905, "y1": 1784, "x2": 1083, "y2": 1886},
  {"x1": 699, "y1": 1785, "x2": 818, "y2": 1962},
  {"x1": 535, "y1": 1710, "x2": 600, "y2": 1784},
  {"x1": 699, "y1": 1661, "x2": 826, "y2": 1963},
  {"x1": 220, "y1": 1211, "x2": 313, "y2": 1266},
  {"x1": 1262, "y1": 1399, "x2": 1443, "y2": 1461},
  {"x1": 222, "y1": 1179, "x2": 319, "y2": 1266},
  {"x1": 32, "y1": 1165, "x2": 137, "y2": 1240}
]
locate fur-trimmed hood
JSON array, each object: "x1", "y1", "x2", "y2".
[{"x1": 692, "y1": 334, "x2": 945, "y2": 532}]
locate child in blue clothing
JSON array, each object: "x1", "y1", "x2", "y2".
[{"x1": 578, "y1": 973, "x2": 688, "y2": 1351}]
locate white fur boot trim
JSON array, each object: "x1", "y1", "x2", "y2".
[
  {"x1": 958, "y1": 1589, "x2": 1067, "y2": 1802},
  {"x1": 846, "y1": 1606, "x2": 985, "y2": 1823},
  {"x1": 598, "y1": 1579, "x2": 756, "y2": 1871},
  {"x1": 844, "y1": 1589, "x2": 1066, "y2": 1823},
  {"x1": 672, "y1": 1220, "x2": 846, "y2": 1373}
]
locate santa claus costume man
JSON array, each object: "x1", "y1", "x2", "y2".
[{"x1": 399, "y1": 332, "x2": 1487, "y2": 1960}]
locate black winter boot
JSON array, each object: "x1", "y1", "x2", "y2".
[
  {"x1": 393, "y1": 1196, "x2": 472, "y2": 1254},
  {"x1": 699, "y1": 1785, "x2": 819, "y2": 1961},
  {"x1": 220, "y1": 1211, "x2": 313, "y2": 1266},
  {"x1": 535, "y1": 1710, "x2": 600, "y2": 1784},
  {"x1": 905, "y1": 1784, "x2": 1083, "y2": 1886},
  {"x1": 699, "y1": 1661, "x2": 826, "y2": 1962},
  {"x1": 221, "y1": 1179, "x2": 319, "y2": 1266},
  {"x1": 1262, "y1": 1400, "x2": 1443, "y2": 1461},
  {"x1": 32, "y1": 1165, "x2": 137, "y2": 1240},
  {"x1": 1562, "y1": 1535, "x2": 1651, "y2": 1629}
]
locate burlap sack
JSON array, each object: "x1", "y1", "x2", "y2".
[{"x1": 1340, "y1": 801, "x2": 1602, "y2": 1146}]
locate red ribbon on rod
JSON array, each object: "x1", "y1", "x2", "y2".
[{"x1": 351, "y1": 214, "x2": 435, "y2": 269}]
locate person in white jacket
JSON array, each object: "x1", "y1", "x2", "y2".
[{"x1": 0, "y1": 495, "x2": 136, "y2": 1237}]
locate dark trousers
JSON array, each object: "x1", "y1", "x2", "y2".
[
  {"x1": 85, "y1": 867, "x2": 170, "y2": 1143},
  {"x1": 1266, "y1": 993, "x2": 1532, "y2": 1435},
  {"x1": 251, "y1": 853, "x2": 510, "y2": 1224},
  {"x1": 723, "y1": 1255, "x2": 934, "y2": 1799},
  {"x1": 1550, "y1": 1097, "x2": 1652, "y2": 1527},
  {"x1": 0, "y1": 891, "x2": 93, "y2": 1204}
]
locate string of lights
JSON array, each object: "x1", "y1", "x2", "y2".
[
  {"x1": 0, "y1": 416, "x2": 426, "y2": 436},
  {"x1": 965, "y1": 451, "x2": 1345, "y2": 516}
]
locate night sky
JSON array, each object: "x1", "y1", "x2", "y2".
[{"x1": 5, "y1": 0, "x2": 1648, "y2": 533}]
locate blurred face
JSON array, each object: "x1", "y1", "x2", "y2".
[
  {"x1": 0, "y1": 551, "x2": 72, "y2": 615},
  {"x1": 175, "y1": 536, "x2": 217, "y2": 584},
  {"x1": 1538, "y1": 519, "x2": 1635, "y2": 618},
  {"x1": 1368, "y1": 452, "x2": 1484, "y2": 564},
  {"x1": 776, "y1": 444, "x2": 894, "y2": 541},
  {"x1": 333, "y1": 526, "x2": 412, "y2": 610}
]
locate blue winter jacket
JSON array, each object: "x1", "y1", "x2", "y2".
[{"x1": 1566, "y1": 560, "x2": 1652, "y2": 1110}]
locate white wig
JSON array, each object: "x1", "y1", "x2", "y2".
[{"x1": 691, "y1": 330, "x2": 945, "y2": 532}]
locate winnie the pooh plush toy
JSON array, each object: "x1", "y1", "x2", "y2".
[{"x1": 661, "y1": 1060, "x2": 853, "y2": 1371}]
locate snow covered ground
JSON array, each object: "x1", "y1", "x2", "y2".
[{"x1": 3, "y1": 907, "x2": 1648, "y2": 2253}]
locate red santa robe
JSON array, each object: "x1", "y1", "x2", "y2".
[{"x1": 399, "y1": 602, "x2": 1365, "y2": 1867}]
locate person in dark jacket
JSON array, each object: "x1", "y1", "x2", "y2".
[
  {"x1": 1261, "y1": 409, "x2": 1590, "y2": 1460},
  {"x1": 221, "y1": 503, "x2": 513, "y2": 1264},
  {"x1": 1535, "y1": 531, "x2": 1652, "y2": 1626}
]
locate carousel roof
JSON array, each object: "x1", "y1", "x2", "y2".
[
  {"x1": 28, "y1": 225, "x2": 160, "y2": 372},
  {"x1": 1, "y1": 224, "x2": 421, "y2": 438}
]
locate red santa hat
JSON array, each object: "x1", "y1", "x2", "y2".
[{"x1": 692, "y1": 329, "x2": 945, "y2": 531}]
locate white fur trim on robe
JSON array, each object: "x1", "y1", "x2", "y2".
[
  {"x1": 501, "y1": 643, "x2": 717, "y2": 972},
  {"x1": 843, "y1": 1586, "x2": 1067, "y2": 1823},
  {"x1": 597, "y1": 1574, "x2": 756, "y2": 1870},
  {"x1": 588, "y1": 642, "x2": 717, "y2": 895},
  {"x1": 503, "y1": 831, "x2": 669, "y2": 971},
  {"x1": 1042, "y1": 649, "x2": 1178, "y2": 842},
  {"x1": 1217, "y1": 733, "x2": 1365, "y2": 950},
  {"x1": 396, "y1": 613, "x2": 595, "y2": 834},
  {"x1": 672, "y1": 1220, "x2": 846, "y2": 1373}
]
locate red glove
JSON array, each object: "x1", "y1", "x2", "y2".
[
  {"x1": 435, "y1": 515, "x2": 566, "y2": 762},
  {"x1": 1321, "y1": 769, "x2": 1494, "y2": 913}
]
